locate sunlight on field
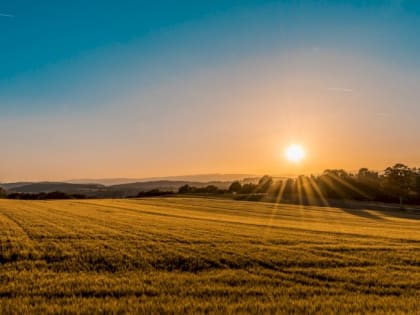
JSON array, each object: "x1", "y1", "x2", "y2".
[{"x1": 0, "y1": 197, "x2": 419, "y2": 314}]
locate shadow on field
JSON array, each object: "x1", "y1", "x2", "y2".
[
  {"x1": 375, "y1": 208, "x2": 420, "y2": 220},
  {"x1": 338, "y1": 207, "x2": 384, "y2": 220},
  {"x1": 322, "y1": 199, "x2": 420, "y2": 220}
]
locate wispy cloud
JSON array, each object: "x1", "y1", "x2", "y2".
[
  {"x1": 327, "y1": 87, "x2": 353, "y2": 92},
  {"x1": 0, "y1": 13, "x2": 14, "y2": 18}
]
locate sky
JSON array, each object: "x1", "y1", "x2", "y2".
[{"x1": 1, "y1": 0, "x2": 419, "y2": 181}]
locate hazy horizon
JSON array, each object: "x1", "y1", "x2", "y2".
[
  {"x1": 0, "y1": 173, "x2": 258, "y2": 185},
  {"x1": 0, "y1": 165, "x2": 411, "y2": 184},
  {"x1": 1, "y1": 1, "x2": 419, "y2": 182}
]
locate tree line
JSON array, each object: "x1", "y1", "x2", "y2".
[
  {"x1": 2, "y1": 191, "x2": 87, "y2": 200},
  {"x1": 179, "y1": 164, "x2": 420, "y2": 208}
]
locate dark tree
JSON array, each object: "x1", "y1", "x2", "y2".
[
  {"x1": 178, "y1": 185, "x2": 192, "y2": 194},
  {"x1": 384, "y1": 163, "x2": 414, "y2": 208},
  {"x1": 241, "y1": 183, "x2": 257, "y2": 194},
  {"x1": 356, "y1": 168, "x2": 380, "y2": 200},
  {"x1": 257, "y1": 175, "x2": 273, "y2": 193},
  {"x1": 204, "y1": 185, "x2": 219, "y2": 194},
  {"x1": 358, "y1": 168, "x2": 379, "y2": 180},
  {"x1": 228, "y1": 181, "x2": 242, "y2": 193}
]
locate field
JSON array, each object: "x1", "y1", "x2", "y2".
[{"x1": 0, "y1": 197, "x2": 419, "y2": 314}]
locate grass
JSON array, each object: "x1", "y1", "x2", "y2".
[{"x1": 0, "y1": 197, "x2": 419, "y2": 314}]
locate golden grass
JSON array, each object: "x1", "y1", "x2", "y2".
[{"x1": 0, "y1": 197, "x2": 419, "y2": 314}]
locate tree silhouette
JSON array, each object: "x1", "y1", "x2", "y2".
[
  {"x1": 356, "y1": 168, "x2": 380, "y2": 200},
  {"x1": 257, "y1": 175, "x2": 273, "y2": 193},
  {"x1": 384, "y1": 163, "x2": 414, "y2": 208},
  {"x1": 228, "y1": 181, "x2": 242, "y2": 193},
  {"x1": 241, "y1": 183, "x2": 257, "y2": 194},
  {"x1": 178, "y1": 185, "x2": 191, "y2": 194}
]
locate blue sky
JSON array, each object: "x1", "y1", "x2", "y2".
[{"x1": 1, "y1": 1, "x2": 419, "y2": 181}]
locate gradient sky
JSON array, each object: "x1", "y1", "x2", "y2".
[{"x1": 1, "y1": 0, "x2": 419, "y2": 181}]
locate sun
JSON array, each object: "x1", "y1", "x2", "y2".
[{"x1": 285, "y1": 144, "x2": 305, "y2": 163}]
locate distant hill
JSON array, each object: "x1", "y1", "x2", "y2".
[
  {"x1": 2, "y1": 180, "x2": 233, "y2": 198},
  {"x1": 109, "y1": 180, "x2": 232, "y2": 196},
  {"x1": 66, "y1": 178, "x2": 144, "y2": 185},
  {"x1": 8, "y1": 182, "x2": 105, "y2": 194},
  {"x1": 0, "y1": 182, "x2": 35, "y2": 190},
  {"x1": 66, "y1": 174, "x2": 254, "y2": 186}
]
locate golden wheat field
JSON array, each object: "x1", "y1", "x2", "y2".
[{"x1": 0, "y1": 197, "x2": 419, "y2": 314}]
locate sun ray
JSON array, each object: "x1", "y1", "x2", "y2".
[
  {"x1": 262, "y1": 180, "x2": 287, "y2": 239},
  {"x1": 300, "y1": 176, "x2": 319, "y2": 206},
  {"x1": 327, "y1": 173, "x2": 370, "y2": 199},
  {"x1": 307, "y1": 176, "x2": 330, "y2": 207}
]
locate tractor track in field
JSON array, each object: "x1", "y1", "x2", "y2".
[{"x1": 0, "y1": 206, "x2": 36, "y2": 242}]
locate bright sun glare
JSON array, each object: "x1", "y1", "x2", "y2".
[{"x1": 285, "y1": 144, "x2": 305, "y2": 163}]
